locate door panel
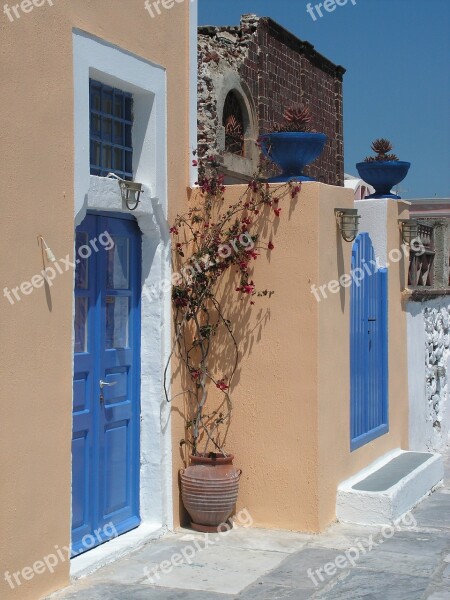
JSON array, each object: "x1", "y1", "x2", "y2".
[
  {"x1": 72, "y1": 216, "x2": 97, "y2": 550},
  {"x1": 72, "y1": 213, "x2": 141, "y2": 555},
  {"x1": 71, "y1": 433, "x2": 89, "y2": 530}
]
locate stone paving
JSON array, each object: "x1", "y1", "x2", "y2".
[{"x1": 49, "y1": 450, "x2": 450, "y2": 600}]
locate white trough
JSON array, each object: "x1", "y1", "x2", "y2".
[{"x1": 336, "y1": 449, "x2": 443, "y2": 525}]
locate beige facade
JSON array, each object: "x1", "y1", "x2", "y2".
[
  {"x1": 172, "y1": 185, "x2": 410, "y2": 532},
  {"x1": 0, "y1": 2, "x2": 191, "y2": 599}
]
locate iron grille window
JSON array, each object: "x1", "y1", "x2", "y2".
[
  {"x1": 408, "y1": 223, "x2": 435, "y2": 287},
  {"x1": 90, "y1": 80, "x2": 133, "y2": 180}
]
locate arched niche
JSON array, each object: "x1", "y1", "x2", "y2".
[{"x1": 215, "y1": 73, "x2": 258, "y2": 183}]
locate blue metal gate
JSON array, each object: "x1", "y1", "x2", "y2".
[{"x1": 350, "y1": 233, "x2": 388, "y2": 451}]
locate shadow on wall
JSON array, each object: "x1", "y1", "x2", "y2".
[
  {"x1": 167, "y1": 187, "x2": 301, "y2": 525},
  {"x1": 336, "y1": 226, "x2": 346, "y2": 313}
]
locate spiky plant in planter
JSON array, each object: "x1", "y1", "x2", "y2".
[
  {"x1": 357, "y1": 138, "x2": 410, "y2": 200},
  {"x1": 260, "y1": 103, "x2": 326, "y2": 182},
  {"x1": 274, "y1": 104, "x2": 315, "y2": 133},
  {"x1": 364, "y1": 138, "x2": 399, "y2": 162}
]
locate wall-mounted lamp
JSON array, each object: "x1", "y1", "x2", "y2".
[
  {"x1": 335, "y1": 208, "x2": 360, "y2": 243},
  {"x1": 107, "y1": 173, "x2": 143, "y2": 211},
  {"x1": 398, "y1": 219, "x2": 419, "y2": 246}
]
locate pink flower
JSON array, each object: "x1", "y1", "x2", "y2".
[
  {"x1": 268, "y1": 241, "x2": 274, "y2": 250},
  {"x1": 216, "y1": 379, "x2": 229, "y2": 391},
  {"x1": 238, "y1": 280, "x2": 255, "y2": 295},
  {"x1": 246, "y1": 249, "x2": 260, "y2": 260},
  {"x1": 274, "y1": 207, "x2": 282, "y2": 217},
  {"x1": 236, "y1": 280, "x2": 254, "y2": 294}
]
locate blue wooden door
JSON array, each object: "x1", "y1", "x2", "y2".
[
  {"x1": 72, "y1": 212, "x2": 141, "y2": 555},
  {"x1": 350, "y1": 233, "x2": 388, "y2": 451}
]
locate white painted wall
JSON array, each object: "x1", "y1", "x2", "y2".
[
  {"x1": 355, "y1": 199, "x2": 389, "y2": 266},
  {"x1": 72, "y1": 31, "x2": 173, "y2": 570},
  {"x1": 408, "y1": 297, "x2": 450, "y2": 452},
  {"x1": 407, "y1": 303, "x2": 428, "y2": 450}
]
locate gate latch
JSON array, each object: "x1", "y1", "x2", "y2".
[{"x1": 100, "y1": 380, "x2": 118, "y2": 389}]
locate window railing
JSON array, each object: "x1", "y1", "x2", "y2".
[
  {"x1": 89, "y1": 80, "x2": 134, "y2": 180},
  {"x1": 408, "y1": 223, "x2": 435, "y2": 288}
]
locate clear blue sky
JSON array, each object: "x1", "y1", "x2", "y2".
[{"x1": 199, "y1": 0, "x2": 450, "y2": 199}]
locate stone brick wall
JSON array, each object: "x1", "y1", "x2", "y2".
[{"x1": 198, "y1": 14, "x2": 345, "y2": 186}]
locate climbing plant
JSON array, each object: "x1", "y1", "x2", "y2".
[{"x1": 164, "y1": 154, "x2": 301, "y2": 456}]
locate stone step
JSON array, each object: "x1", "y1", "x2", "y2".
[{"x1": 336, "y1": 449, "x2": 444, "y2": 525}]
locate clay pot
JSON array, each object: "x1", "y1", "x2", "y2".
[{"x1": 180, "y1": 453, "x2": 242, "y2": 533}]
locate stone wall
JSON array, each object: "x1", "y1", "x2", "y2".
[
  {"x1": 198, "y1": 14, "x2": 345, "y2": 185},
  {"x1": 408, "y1": 297, "x2": 450, "y2": 452}
]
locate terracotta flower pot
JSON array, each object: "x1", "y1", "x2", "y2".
[{"x1": 180, "y1": 453, "x2": 242, "y2": 533}]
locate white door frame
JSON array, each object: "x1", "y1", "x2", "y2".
[{"x1": 71, "y1": 30, "x2": 172, "y2": 576}]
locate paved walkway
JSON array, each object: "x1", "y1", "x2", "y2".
[{"x1": 50, "y1": 451, "x2": 450, "y2": 600}]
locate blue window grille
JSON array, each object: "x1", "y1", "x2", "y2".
[{"x1": 89, "y1": 80, "x2": 133, "y2": 180}]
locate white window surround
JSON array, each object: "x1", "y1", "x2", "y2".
[
  {"x1": 73, "y1": 28, "x2": 167, "y2": 221},
  {"x1": 71, "y1": 30, "x2": 172, "y2": 577}
]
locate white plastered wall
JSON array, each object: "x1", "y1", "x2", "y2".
[
  {"x1": 355, "y1": 199, "x2": 389, "y2": 267},
  {"x1": 71, "y1": 30, "x2": 172, "y2": 575}
]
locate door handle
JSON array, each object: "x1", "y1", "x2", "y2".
[{"x1": 100, "y1": 380, "x2": 118, "y2": 389}]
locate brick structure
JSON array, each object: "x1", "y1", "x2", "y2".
[{"x1": 198, "y1": 14, "x2": 346, "y2": 185}]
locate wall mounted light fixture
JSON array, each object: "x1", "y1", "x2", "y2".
[
  {"x1": 398, "y1": 219, "x2": 419, "y2": 246},
  {"x1": 107, "y1": 173, "x2": 143, "y2": 211},
  {"x1": 335, "y1": 208, "x2": 360, "y2": 243}
]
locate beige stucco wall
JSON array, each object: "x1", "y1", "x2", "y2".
[
  {"x1": 172, "y1": 185, "x2": 410, "y2": 533},
  {"x1": 171, "y1": 182, "x2": 323, "y2": 531},
  {"x1": 0, "y1": 2, "x2": 190, "y2": 599}
]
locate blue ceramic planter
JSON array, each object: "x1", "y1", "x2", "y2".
[
  {"x1": 356, "y1": 161, "x2": 410, "y2": 199},
  {"x1": 260, "y1": 132, "x2": 327, "y2": 182}
]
